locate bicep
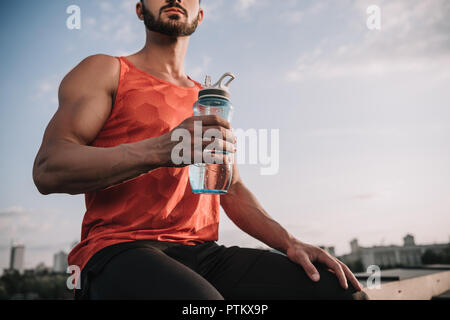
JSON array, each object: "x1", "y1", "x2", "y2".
[
  {"x1": 41, "y1": 55, "x2": 118, "y2": 148},
  {"x1": 47, "y1": 90, "x2": 111, "y2": 146}
]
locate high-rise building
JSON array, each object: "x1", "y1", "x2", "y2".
[
  {"x1": 53, "y1": 250, "x2": 68, "y2": 273},
  {"x1": 9, "y1": 244, "x2": 25, "y2": 274}
]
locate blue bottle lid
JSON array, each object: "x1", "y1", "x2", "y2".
[{"x1": 199, "y1": 72, "x2": 236, "y2": 101}]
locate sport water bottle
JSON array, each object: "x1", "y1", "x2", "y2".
[{"x1": 189, "y1": 72, "x2": 236, "y2": 194}]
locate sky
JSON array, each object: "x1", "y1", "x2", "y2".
[{"x1": 0, "y1": 0, "x2": 449, "y2": 271}]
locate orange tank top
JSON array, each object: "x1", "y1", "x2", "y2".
[{"x1": 68, "y1": 56, "x2": 220, "y2": 271}]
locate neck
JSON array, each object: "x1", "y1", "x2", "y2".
[{"x1": 138, "y1": 30, "x2": 190, "y2": 79}]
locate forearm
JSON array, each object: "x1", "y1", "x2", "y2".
[
  {"x1": 220, "y1": 182, "x2": 297, "y2": 254},
  {"x1": 33, "y1": 136, "x2": 165, "y2": 195}
]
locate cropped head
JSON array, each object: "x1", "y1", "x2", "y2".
[{"x1": 137, "y1": 0, "x2": 203, "y2": 37}]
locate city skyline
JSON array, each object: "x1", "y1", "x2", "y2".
[
  {"x1": 1, "y1": 0, "x2": 449, "y2": 270},
  {"x1": 2, "y1": 232, "x2": 448, "y2": 273}
]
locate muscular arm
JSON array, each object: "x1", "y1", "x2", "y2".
[
  {"x1": 32, "y1": 55, "x2": 165, "y2": 195},
  {"x1": 221, "y1": 172, "x2": 363, "y2": 291},
  {"x1": 221, "y1": 182, "x2": 295, "y2": 254}
]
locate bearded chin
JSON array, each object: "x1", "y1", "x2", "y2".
[{"x1": 143, "y1": 9, "x2": 199, "y2": 37}]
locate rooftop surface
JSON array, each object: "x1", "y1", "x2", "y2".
[
  {"x1": 432, "y1": 290, "x2": 450, "y2": 300},
  {"x1": 356, "y1": 265, "x2": 450, "y2": 299},
  {"x1": 355, "y1": 265, "x2": 450, "y2": 284}
]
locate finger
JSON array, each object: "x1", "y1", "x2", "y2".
[
  {"x1": 205, "y1": 152, "x2": 234, "y2": 165},
  {"x1": 338, "y1": 260, "x2": 363, "y2": 291},
  {"x1": 297, "y1": 253, "x2": 321, "y2": 282},
  {"x1": 190, "y1": 142, "x2": 234, "y2": 165},
  {"x1": 192, "y1": 115, "x2": 232, "y2": 130},
  {"x1": 192, "y1": 136, "x2": 236, "y2": 154},
  {"x1": 203, "y1": 138, "x2": 236, "y2": 154},
  {"x1": 319, "y1": 253, "x2": 348, "y2": 290},
  {"x1": 203, "y1": 126, "x2": 236, "y2": 144}
]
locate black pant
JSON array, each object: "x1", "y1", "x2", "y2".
[{"x1": 76, "y1": 241, "x2": 366, "y2": 300}]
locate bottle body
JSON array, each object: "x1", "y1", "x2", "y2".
[{"x1": 189, "y1": 97, "x2": 234, "y2": 194}]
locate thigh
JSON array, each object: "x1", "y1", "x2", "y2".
[
  {"x1": 88, "y1": 246, "x2": 224, "y2": 300},
  {"x1": 208, "y1": 247, "x2": 359, "y2": 300}
]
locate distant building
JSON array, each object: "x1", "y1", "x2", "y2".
[
  {"x1": 9, "y1": 244, "x2": 25, "y2": 274},
  {"x1": 403, "y1": 234, "x2": 416, "y2": 247},
  {"x1": 328, "y1": 247, "x2": 336, "y2": 257},
  {"x1": 340, "y1": 234, "x2": 449, "y2": 270},
  {"x1": 319, "y1": 246, "x2": 336, "y2": 257},
  {"x1": 53, "y1": 251, "x2": 68, "y2": 273},
  {"x1": 35, "y1": 262, "x2": 51, "y2": 273}
]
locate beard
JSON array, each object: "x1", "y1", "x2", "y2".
[{"x1": 142, "y1": 2, "x2": 200, "y2": 37}]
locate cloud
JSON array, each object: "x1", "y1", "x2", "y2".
[
  {"x1": 0, "y1": 205, "x2": 82, "y2": 269},
  {"x1": 302, "y1": 124, "x2": 447, "y2": 139},
  {"x1": 286, "y1": 0, "x2": 450, "y2": 81},
  {"x1": 0, "y1": 206, "x2": 26, "y2": 217},
  {"x1": 201, "y1": 0, "x2": 225, "y2": 22},
  {"x1": 187, "y1": 55, "x2": 212, "y2": 81},
  {"x1": 0, "y1": 206, "x2": 76, "y2": 250},
  {"x1": 35, "y1": 74, "x2": 59, "y2": 104},
  {"x1": 233, "y1": 0, "x2": 270, "y2": 16},
  {"x1": 98, "y1": 1, "x2": 113, "y2": 13},
  {"x1": 84, "y1": 0, "x2": 142, "y2": 45},
  {"x1": 351, "y1": 193, "x2": 378, "y2": 201},
  {"x1": 280, "y1": 2, "x2": 326, "y2": 25},
  {"x1": 235, "y1": 0, "x2": 257, "y2": 11}
]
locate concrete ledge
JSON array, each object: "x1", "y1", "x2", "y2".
[{"x1": 363, "y1": 270, "x2": 450, "y2": 300}]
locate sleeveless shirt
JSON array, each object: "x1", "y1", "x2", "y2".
[{"x1": 68, "y1": 57, "x2": 220, "y2": 271}]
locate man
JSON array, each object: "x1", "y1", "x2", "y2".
[{"x1": 33, "y1": 0, "x2": 367, "y2": 300}]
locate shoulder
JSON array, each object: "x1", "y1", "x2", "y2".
[
  {"x1": 78, "y1": 54, "x2": 120, "y2": 73},
  {"x1": 60, "y1": 54, "x2": 121, "y2": 94},
  {"x1": 69, "y1": 54, "x2": 120, "y2": 81}
]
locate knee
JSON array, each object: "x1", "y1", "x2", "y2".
[
  {"x1": 183, "y1": 283, "x2": 225, "y2": 300},
  {"x1": 313, "y1": 264, "x2": 369, "y2": 300},
  {"x1": 351, "y1": 290, "x2": 370, "y2": 300}
]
